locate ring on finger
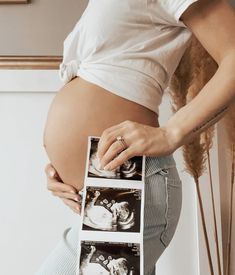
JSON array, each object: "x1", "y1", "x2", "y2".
[{"x1": 116, "y1": 135, "x2": 128, "y2": 151}]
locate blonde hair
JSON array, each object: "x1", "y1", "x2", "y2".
[{"x1": 169, "y1": 34, "x2": 218, "y2": 112}]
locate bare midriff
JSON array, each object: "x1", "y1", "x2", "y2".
[{"x1": 43, "y1": 76, "x2": 160, "y2": 191}]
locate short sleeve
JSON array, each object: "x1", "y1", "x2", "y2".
[{"x1": 156, "y1": 0, "x2": 199, "y2": 27}]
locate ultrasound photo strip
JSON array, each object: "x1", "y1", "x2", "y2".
[
  {"x1": 79, "y1": 241, "x2": 140, "y2": 275},
  {"x1": 76, "y1": 136, "x2": 146, "y2": 275},
  {"x1": 82, "y1": 187, "x2": 141, "y2": 233}
]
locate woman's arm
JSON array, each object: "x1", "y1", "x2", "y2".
[
  {"x1": 163, "y1": 0, "x2": 235, "y2": 148},
  {"x1": 96, "y1": 0, "x2": 235, "y2": 172}
]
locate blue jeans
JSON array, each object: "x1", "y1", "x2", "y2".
[{"x1": 35, "y1": 154, "x2": 182, "y2": 275}]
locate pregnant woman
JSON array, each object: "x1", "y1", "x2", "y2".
[{"x1": 37, "y1": 0, "x2": 235, "y2": 274}]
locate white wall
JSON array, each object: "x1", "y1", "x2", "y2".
[
  {"x1": 0, "y1": 71, "x2": 77, "y2": 275},
  {"x1": 0, "y1": 70, "x2": 203, "y2": 275}
]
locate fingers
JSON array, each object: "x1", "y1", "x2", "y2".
[
  {"x1": 44, "y1": 162, "x2": 82, "y2": 214},
  {"x1": 103, "y1": 147, "x2": 135, "y2": 171},
  {"x1": 45, "y1": 163, "x2": 78, "y2": 194},
  {"x1": 61, "y1": 198, "x2": 81, "y2": 215},
  {"x1": 97, "y1": 128, "x2": 123, "y2": 160},
  {"x1": 97, "y1": 120, "x2": 132, "y2": 159},
  {"x1": 51, "y1": 191, "x2": 82, "y2": 203},
  {"x1": 99, "y1": 140, "x2": 124, "y2": 169},
  {"x1": 47, "y1": 180, "x2": 78, "y2": 194}
]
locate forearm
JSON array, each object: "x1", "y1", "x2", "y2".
[{"x1": 164, "y1": 53, "x2": 235, "y2": 149}]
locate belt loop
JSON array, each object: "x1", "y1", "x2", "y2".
[{"x1": 158, "y1": 168, "x2": 169, "y2": 176}]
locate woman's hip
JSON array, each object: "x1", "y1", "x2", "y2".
[
  {"x1": 143, "y1": 154, "x2": 182, "y2": 273},
  {"x1": 144, "y1": 154, "x2": 182, "y2": 245}
]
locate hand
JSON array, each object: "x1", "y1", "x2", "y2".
[
  {"x1": 44, "y1": 163, "x2": 82, "y2": 214},
  {"x1": 96, "y1": 120, "x2": 177, "y2": 171}
]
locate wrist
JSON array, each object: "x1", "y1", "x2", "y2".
[{"x1": 161, "y1": 123, "x2": 183, "y2": 151}]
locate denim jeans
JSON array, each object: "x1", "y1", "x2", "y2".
[
  {"x1": 144, "y1": 154, "x2": 182, "y2": 275},
  {"x1": 35, "y1": 154, "x2": 182, "y2": 275}
]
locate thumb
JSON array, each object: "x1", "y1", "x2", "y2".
[
  {"x1": 48, "y1": 168, "x2": 56, "y2": 178},
  {"x1": 45, "y1": 163, "x2": 56, "y2": 178}
]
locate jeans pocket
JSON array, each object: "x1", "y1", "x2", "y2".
[{"x1": 160, "y1": 177, "x2": 182, "y2": 248}]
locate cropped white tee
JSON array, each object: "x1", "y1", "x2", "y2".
[{"x1": 59, "y1": 0, "x2": 198, "y2": 115}]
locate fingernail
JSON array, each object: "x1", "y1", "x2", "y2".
[
  {"x1": 103, "y1": 165, "x2": 109, "y2": 170},
  {"x1": 70, "y1": 190, "x2": 76, "y2": 194},
  {"x1": 74, "y1": 196, "x2": 81, "y2": 202}
]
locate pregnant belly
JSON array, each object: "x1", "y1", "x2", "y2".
[{"x1": 43, "y1": 76, "x2": 159, "y2": 190}]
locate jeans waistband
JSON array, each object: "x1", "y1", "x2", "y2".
[{"x1": 145, "y1": 154, "x2": 176, "y2": 178}]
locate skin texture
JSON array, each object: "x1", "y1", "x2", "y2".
[{"x1": 45, "y1": 0, "x2": 235, "y2": 213}]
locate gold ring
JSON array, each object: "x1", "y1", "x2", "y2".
[{"x1": 116, "y1": 135, "x2": 128, "y2": 150}]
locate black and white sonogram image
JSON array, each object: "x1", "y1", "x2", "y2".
[
  {"x1": 79, "y1": 241, "x2": 140, "y2": 275},
  {"x1": 87, "y1": 137, "x2": 143, "y2": 180},
  {"x1": 82, "y1": 187, "x2": 141, "y2": 232}
]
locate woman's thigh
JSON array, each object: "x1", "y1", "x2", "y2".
[{"x1": 35, "y1": 154, "x2": 182, "y2": 275}]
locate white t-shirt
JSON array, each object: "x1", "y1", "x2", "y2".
[{"x1": 59, "y1": 0, "x2": 198, "y2": 115}]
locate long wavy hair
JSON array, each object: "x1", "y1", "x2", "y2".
[{"x1": 169, "y1": 34, "x2": 218, "y2": 112}]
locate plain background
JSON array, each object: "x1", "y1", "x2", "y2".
[{"x1": 0, "y1": 0, "x2": 234, "y2": 274}]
